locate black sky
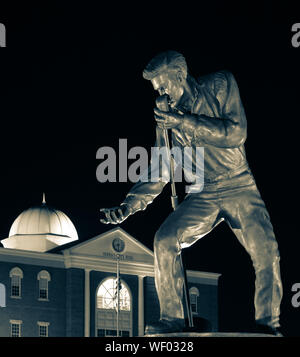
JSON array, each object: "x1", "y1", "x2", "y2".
[{"x1": 0, "y1": 1, "x2": 299, "y2": 335}]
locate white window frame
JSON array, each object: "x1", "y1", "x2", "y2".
[
  {"x1": 9, "y1": 267, "x2": 23, "y2": 299},
  {"x1": 37, "y1": 270, "x2": 51, "y2": 301},
  {"x1": 37, "y1": 321, "x2": 50, "y2": 337},
  {"x1": 10, "y1": 320, "x2": 22, "y2": 337},
  {"x1": 95, "y1": 277, "x2": 132, "y2": 337}
]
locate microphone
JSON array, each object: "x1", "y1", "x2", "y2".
[{"x1": 155, "y1": 94, "x2": 170, "y2": 112}]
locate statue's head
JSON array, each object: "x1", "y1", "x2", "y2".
[{"x1": 143, "y1": 51, "x2": 188, "y2": 108}]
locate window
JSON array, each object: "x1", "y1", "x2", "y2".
[
  {"x1": 37, "y1": 270, "x2": 51, "y2": 300},
  {"x1": 189, "y1": 287, "x2": 199, "y2": 314},
  {"x1": 38, "y1": 322, "x2": 49, "y2": 337},
  {"x1": 10, "y1": 320, "x2": 22, "y2": 337},
  {"x1": 96, "y1": 277, "x2": 132, "y2": 337},
  {"x1": 9, "y1": 267, "x2": 23, "y2": 298},
  {"x1": 97, "y1": 277, "x2": 130, "y2": 311},
  {"x1": 97, "y1": 329, "x2": 129, "y2": 337}
]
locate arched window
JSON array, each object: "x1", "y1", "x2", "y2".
[
  {"x1": 189, "y1": 287, "x2": 199, "y2": 314},
  {"x1": 37, "y1": 270, "x2": 51, "y2": 300},
  {"x1": 96, "y1": 277, "x2": 132, "y2": 337},
  {"x1": 9, "y1": 267, "x2": 23, "y2": 298}
]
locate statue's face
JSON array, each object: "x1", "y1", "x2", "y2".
[{"x1": 151, "y1": 71, "x2": 184, "y2": 108}]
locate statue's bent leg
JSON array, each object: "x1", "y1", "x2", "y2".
[
  {"x1": 153, "y1": 193, "x2": 220, "y2": 323},
  {"x1": 223, "y1": 184, "x2": 283, "y2": 328}
]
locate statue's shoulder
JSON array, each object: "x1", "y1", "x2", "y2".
[
  {"x1": 197, "y1": 70, "x2": 235, "y2": 96},
  {"x1": 197, "y1": 70, "x2": 233, "y2": 86}
]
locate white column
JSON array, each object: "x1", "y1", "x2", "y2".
[
  {"x1": 138, "y1": 275, "x2": 145, "y2": 336},
  {"x1": 84, "y1": 269, "x2": 91, "y2": 337}
]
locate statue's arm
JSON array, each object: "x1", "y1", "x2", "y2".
[
  {"x1": 100, "y1": 127, "x2": 169, "y2": 224},
  {"x1": 121, "y1": 126, "x2": 170, "y2": 214},
  {"x1": 181, "y1": 71, "x2": 247, "y2": 148}
]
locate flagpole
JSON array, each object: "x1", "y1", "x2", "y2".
[{"x1": 116, "y1": 253, "x2": 120, "y2": 337}]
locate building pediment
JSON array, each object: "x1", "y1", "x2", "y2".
[{"x1": 65, "y1": 227, "x2": 154, "y2": 265}]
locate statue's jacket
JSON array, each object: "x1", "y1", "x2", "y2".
[{"x1": 123, "y1": 70, "x2": 251, "y2": 213}]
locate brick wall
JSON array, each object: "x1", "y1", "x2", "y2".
[
  {"x1": 65, "y1": 268, "x2": 85, "y2": 336},
  {"x1": 0, "y1": 261, "x2": 66, "y2": 337},
  {"x1": 144, "y1": 276, "x2": 160, "y2": 326},
  {"x1": 189, "y1": 282, "x2": 219, "y2": 331},
  {"x1": 0, "y1": 261, "x2": 219, "y2": 336},
  {"x1": 143, "y1": 277, "x2": 219, "y2": 332}
]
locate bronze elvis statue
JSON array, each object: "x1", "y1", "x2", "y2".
[{"x1": 100, "y1": 51, "x2": 283, "y2": 336}]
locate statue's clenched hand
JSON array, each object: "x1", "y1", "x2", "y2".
[
  {"x1": 100, "y1": 204, "x2": 132, "y2": 225},
  {"x1": 154, "y1": 107, "x2": 183, "y2": 129}
]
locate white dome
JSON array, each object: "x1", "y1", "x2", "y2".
[
  {"x1": 1, "y1": 200, "x2": 79, "y2": 252},
  {"x1": 9, "y1": 204, "x2": 78, "y2": 241}
]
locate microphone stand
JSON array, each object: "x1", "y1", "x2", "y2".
[{"x1": 156, "y1": 95, "x2": 194, "y2": 329}]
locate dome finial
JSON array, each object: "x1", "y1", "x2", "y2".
[{"x1": 42, "y1": 192, "x2": 46, "y2": 205}]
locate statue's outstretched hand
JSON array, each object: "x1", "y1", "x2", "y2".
[{"x1": 100, "y1": 204, "x2": 132, "y2": 225}]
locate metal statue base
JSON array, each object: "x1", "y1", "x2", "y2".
[{"x1": 144, "y1": 332, "x2": 278, "y2": 337}]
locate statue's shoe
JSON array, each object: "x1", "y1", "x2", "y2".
[
  {"x1": 254, "y1": 324, "x2": 284, "y2": 337},
  {"x1": 145, "y1": 319, "x2": 185, "y2": 334}
]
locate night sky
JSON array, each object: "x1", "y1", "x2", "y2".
[{"x1": 1, "y1": 1, "x2": 300, "y2": 336}]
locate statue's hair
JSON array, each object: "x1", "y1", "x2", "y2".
[{"x1": 143, "y1": 50, "x2": 187, "y2": 80}]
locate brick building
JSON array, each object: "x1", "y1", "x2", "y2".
[{"x1": 0, "y1": 198, "x2": 220, "y2": 337}]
